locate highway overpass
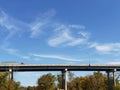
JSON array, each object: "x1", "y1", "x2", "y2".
[
  {"x1": 0, "y1": 64, "x2": 119, "y2": 90},
  {"x1": 0, "y1": 64, "x2": 120, "y2": 71}
]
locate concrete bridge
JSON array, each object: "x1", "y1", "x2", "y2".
[
  {"x1": 0, "y1": 63, "x2": 120, "y2": 90},
  {"x1": 0, "y1": 64, "x2": 120, "y2": 71}
]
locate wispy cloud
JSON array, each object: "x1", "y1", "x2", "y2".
[
  {"x1": 0, "y1": 10, "x2": 29, "y2": 41},
  {"x1": 66, "y1": 38, "x2": 86, "y2": 46},
  {"x1": 2, "y1": 9, "x2": 120, "y2": 63},
  {"x1": 89, "y1": 42, "x2": 120, "y2": 54},
  {"x1": 68, "y1": 24, "x2": 85, "y2": 29},
  {"x1": 2, "y1": 47, "x2": 31, "y2": 60},
  {"x1": 30, "y1": 10, "x2": 56, "y2": 38},
  {"x1": 0, "y1": 11, "x2": 16, "y2": 30},
  {"x1": 3, "y1": 47, "x2": 19, "y2": 55},
  {"x1": 0, "y1": 9, "x2": 88, "y2": 48},
  {"x1": 108, "y1": 61, "x2": 120, "y2": 64},
  {"x1": 78, "y1": 31, "x2": 90, "y2": 39},
  {"x1": 48, "y1": 23, "x2": 89, "y2": 47},
  {"x1": 0, "y1": 11, "x2": 18, "y2": 40},
  {"x1": 48, "y1": 29, "x2": 73, "y2": 47},
  {"x1": 32, "y1": 54, "x2": 82, "y2": 62},
  {"x1": 0, "y1": 11, "x2": 30, "y2": 60}
]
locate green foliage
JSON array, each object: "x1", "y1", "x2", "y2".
[
  {"x1": 37, "y1": 73, "x2": 56, "y2": 90},
  {"x1": 1, "y1": 71, "x2": 120, "y2": 90},
  {"x1": 36, "y1": 71, "x2": 120, "y2": 90},
  {"x1": 19, "y1": 87, "x2": 27, "y2": 90},
  {"x1": 57, "y1": 74, "x2": 62, "y2": 88},
  {"x1": 68, "y1": 71, "x2": 108, "y2": 90},
  {"x1": 68, "y1": 77, "x2": 82, "y2": 90},
  {"x1": 0, "y1": 72, "x2": 9, "y2": 90},
  {"x1": 27, "y1": 86, "x2": 37, "y2": 90},
  {"x1": 0, "y1": 72, "x2": 21, "y2": 90},
  {"x1": 114, "y1": 84, "x2": 120, "y2": 90}
]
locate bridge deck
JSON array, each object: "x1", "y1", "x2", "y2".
[{"x1": 0, "y1": 64, "x2": 120, "y2": 71}]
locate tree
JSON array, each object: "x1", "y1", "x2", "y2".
[
  {"x1": 37, "y1": 73, "x2": 56, "y2": 90},
  {"x1": 67, "y1": 71, "x2": 108, "y2": 90},
  {"x1": 27, "y1": 86, "x2": 36, "y2": 90},
  {"x1": 0, "y1": 72, "x2": 21, "y2": 90},
  {"x1": 68, "y1": 77, "x2": 82, "y2": 90},
  {"x1": 0, "y1": 72, "x2": 9, "y2": 90},
  {"x1": 80, "y1": 72, "x2": 108, "y2": 90},
  {"x1": 57, "y1": 74, "x2": 62, "y2": 89}
]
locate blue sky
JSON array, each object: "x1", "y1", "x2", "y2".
[{"x1": 0, "y1": 0, "x2": 120, "y2": 86}]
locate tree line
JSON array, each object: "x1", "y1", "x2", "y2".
[{"x1": 0, "y1": 71, "x2": 120, "y2": 90}]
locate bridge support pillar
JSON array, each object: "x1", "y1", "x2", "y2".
[
  {"x1": 106, "y1": 69, "x2": 116, "y2": 90},
  {"x1": 113, "y1": 69, "x2": 116, "y2": 89},
  {"x1": 8, "y1": 68, "x2": 13, "y2": 90},
  {"x1": 107, "y1": 71, "x2": 111, "y2": 90},
  {"x1": 9, "y1": 68, "x2": 13, "y2": 80},
  {"x1": 62, "y1": 68, "x2": 67, "y2": 90}
]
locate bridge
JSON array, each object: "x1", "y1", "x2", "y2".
[
  {"x1": 0, "y1": 64, "x2": 120, "y2": 90},
  {"x1": 0, "y1": 64, "x2": 120, "y2": 71}
]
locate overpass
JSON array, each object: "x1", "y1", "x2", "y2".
[
  {"x1": 0, "y1": 64, "x2": 120, "y2": 71},
  {"x1": 0, "y1": 64, "x2": 119, "y2": 90}
]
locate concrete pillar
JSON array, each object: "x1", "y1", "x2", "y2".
[
  {"x1": 107, "y1": 71, "x2": 111, "y2": 90},
  {"x1": 8, "y1": 68, "x2": 13, "y2": 90},
  {"x1": 62, "y1": 68, "x2": 67, "y2": 90},
  {"x1": 113, "y1": 69, "x2": 116, "y2": 88},
  {"x1": 106, "y1": 69, "x2": 116, "y2": 90},
  {"x1": 9, "y1": 68, "x2": 13, "y2": 80}
]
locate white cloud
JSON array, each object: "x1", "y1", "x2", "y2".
[
  {"x1": 0, "y1": 10, "x2": 88, "y2": 48},
  {"x1": 68, "y1": 24, "x2": 85, "y2": 29},
  {"x1": 78, "y1": 31, "x2": 89, "y2": 38},
  {"x1": 2, "y1": 47, "x2": 31, "y2": 60},
  {"x1": 107, "y1": 59, "x2": 120, "y2": 65},
  {"x1": 30, "y1": 21, "x2": 48, "y2": 38},
  {"x1": 30, "y1": 10, "x2": 56, "y2": 38},
  {"x1": 2, "y1": 9, "x2": 120, "y2": 66},
  {"x1": 67, "y1": 38, "x2": 86, "y2": 46},
  {"x1": 48, "y1": 23, "x2": 89, "y2": 47},
  {"x1": 96, "y1": 45, "x2": 111, "y2": 52},
  {"x1": 89, "y1": 43, "x2": 120, "y2": 54},
  {"x1": 48, "y1": 30, "x2": 73, "y2": 47},
  {"x1": 0, "y1": 11, "x2": 14, "y2": 30},
  {"x1": 107, "y1": 61, "x2": 120, "y2": 64},
  {"x1": 3, "y1": 47, "x2": 19, "y2": 55},
  {"x1": 0, "y1": 11, "x2": 18, "y2": 40},
  {"x1": 0, "y1": 9, "x2": 57, "y2": 40},
  {"x1": 0, "y1": 10, "x2": 29, "y2": 41},
  {"x1": 32, "y1": 54, "x2": 81, "y2": 62}
]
